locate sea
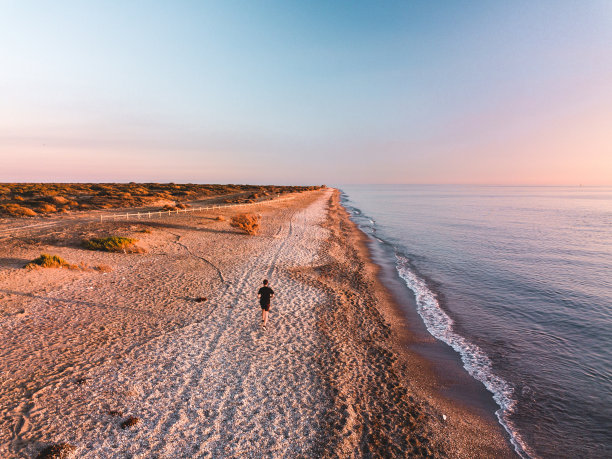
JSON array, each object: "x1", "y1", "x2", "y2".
[{"x1": 339, "y1": 185, "x2": 611, "y2": 459}]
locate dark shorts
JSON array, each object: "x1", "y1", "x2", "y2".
[{"x1": 260, "y1": 302, "x2": 270, "y2": 311}]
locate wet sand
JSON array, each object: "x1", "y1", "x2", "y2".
[{"x1": 0, "y1": 188, "x2": 514, "y2": 458}]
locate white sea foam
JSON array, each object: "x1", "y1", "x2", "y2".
[{"x1": 395, "y1": 255, "x2": 535, "y2": 459}]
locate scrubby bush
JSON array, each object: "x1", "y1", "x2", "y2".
[
  {"x1": 0, "y1": 204, "x2": 37, "y2": 217},
  {"x1": 36, "y1": 203, "x2": 57, "y2": 213},
  {"x1": 82, "y1": 236, "x2": 144, "y2": 253},
  {"x1": 230, "y1": 214, "x2": 260, "y2": 235},
  {"x1": 50, "y1": 196, "x2": 69, "y2": 205},
  {"x1": 0, "y1": 183, "x2": 322, "y2": 215},
  {"x1": 26, "y1": 254, "x2": 77, "y2": 270},
  {"x1": 215, "y1": 215, "x2": 225, "y2": 221}
]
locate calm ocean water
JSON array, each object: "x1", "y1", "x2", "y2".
[{"x1": 340, "y1": 185, "x2": 611, "y2": 459}]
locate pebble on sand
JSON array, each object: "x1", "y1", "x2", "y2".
[{"x1": 121, "y1": 416, "x2": 141, "y2": 429}]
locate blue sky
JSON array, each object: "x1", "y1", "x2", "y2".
[{"x1": 1, "y1": 1, "x2": 611, "y2": 184}]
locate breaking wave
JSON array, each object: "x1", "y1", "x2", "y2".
[{"x1": 395, "y1": 254, "x2": 533, "y2": 458}]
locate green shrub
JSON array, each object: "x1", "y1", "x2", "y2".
[
  {"x1": 26, "y1": 254, "x2": 77, "y2": 270},
  {"x1": 82, "y1": 236, "x2": 144, "y2": 253}
]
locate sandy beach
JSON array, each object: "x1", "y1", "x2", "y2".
[{"x1": 0, "y1": 188, "x2": 514, "y2": 458}]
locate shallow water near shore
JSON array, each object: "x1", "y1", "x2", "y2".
[{"x1": 340, "y1": 185, "x2": 612, "y2": 459}]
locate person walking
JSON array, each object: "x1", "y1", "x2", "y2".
[{"x1": 257, "y1": 279, "x2": 274, "y2": 330}]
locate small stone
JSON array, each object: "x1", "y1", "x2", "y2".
[{"x1": 121, "y1": 416, "x2": 140, "y2": 429}]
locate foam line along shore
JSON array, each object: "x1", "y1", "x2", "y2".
[{"x1": 311, "y1": 189, "x2": 516, "y2": 457}]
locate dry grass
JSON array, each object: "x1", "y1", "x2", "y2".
[
  {"x1": 230, "y1": 213, "x2": 261, "y2": 235},
  {"x1": 82, "y1": 236, "x2": 144, "y2": 253},
  {"x1": 0, "y1": 183, "x2": 324, "y2": 217},
  {"x1": 25, "y1": 254, "x2": 78, "y2": 270}
]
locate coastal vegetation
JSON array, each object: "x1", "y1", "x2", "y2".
[
  {"x1": 0, "y1": 183, "x2": 324, "y2": 217},
  {"x1": 25, "y1": 254, "x2": 78, "y2": 270},
  {"x1": 230, "y1": 213, "x2": 261, "y2": 235},
  {"x1": 0, "y1": 203, "x2": 37, "y2": 217},
  {"x1": 82, "y1": 236, "x2": 144, "y2": 253}
]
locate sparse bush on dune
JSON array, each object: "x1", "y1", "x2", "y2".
[
  {"x1": 230, "y1": 213, "x2": 261, "y2": 235},
  {"x1": 82, "y1": 236, "x2": 145, "y2": 253},
  {"x1": 36, "y1": 203, "x2": 57, "y2": 214},
  {"x1": 0, "y1": 203, "x2": 37, "y2": 217},
  {"x1": 26, "y1": 254, "x2": 77, "y2": 270},
  {"x1": 50, "y1": 195, "x2": 69, "y2": 205}
]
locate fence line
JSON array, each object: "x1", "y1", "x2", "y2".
[{"x1": 98, "y1": 196, "x2": 295, "y2": 222}]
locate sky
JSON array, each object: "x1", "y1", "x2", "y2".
[{"x1": 1, "y1": 1, "x2": 611, "y2": 185}]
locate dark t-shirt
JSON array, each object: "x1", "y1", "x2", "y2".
[{"x1": 258, "y1": 286, "x2": 274, "y2": 305}]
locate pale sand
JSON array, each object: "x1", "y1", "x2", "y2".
[{"x1": 0, "y1": 188, "x2": 514, "y2": 458}]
